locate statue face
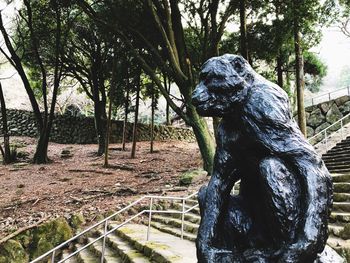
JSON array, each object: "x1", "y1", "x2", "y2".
[{"x1": 192, "y1": 54, "x2": 249, "y2": 117}]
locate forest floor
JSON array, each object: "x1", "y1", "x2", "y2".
[{"x1": 0, "y1": 137, "x2": 205, "y2": 239}]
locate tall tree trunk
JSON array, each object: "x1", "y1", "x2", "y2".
[
  {"x1": 104, "y1": 96, "x2": 113, "y2": 167},
  {"x1": 131, "y1": 73, "x2": 141, "y2": 159},
  {"x1": 164, "y1": 74, "x2": 171, "y2": 125},
  {"x1": 150, "y1": 85, "x2": 155, "y2": 153},
  {"x1": 122, "y1": 87, "x2": 129, "y2": 151},
  {"x1": 239, "y1": 0, "x2": 249, "y2": 60},
  {"x1": 0, "y1": 82, "x2": 11, "y2": 164},
  {"x1": 95, "y1": 100, "x2": 106, "y2": 156},
  {"x1": 293, "y1": 5, "x2": 307, "y2": 136},
  {"x1": 104, "y1": 53, "x2": 117, "y2": 166},
  {"x1": 277, "y1": 54, "x2": 284, "y2": 89}
]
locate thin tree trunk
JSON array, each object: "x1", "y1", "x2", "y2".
[
  {"x1": 104, "y1": 97, "x2": 113, "y2": 167},
  {"x1": 131, "y1": 73, "x2": 141, "y2": 159},
  {"x1": 122, "y1": 77, "x2": 130, "y2": 151},
  {"x1": 293, "y1": 8, "x2": 307, "y2": 136},
  {"x1": 164, "y1": 74, "x2": 171, "y2": 126},
  {"x1": 95, "y1": 100, "x2": 106, "y2": 155},
  {"x1": 150, "y1": 85, "x2": 155, "y2": 153},
  {"x1": 277, "y1": 54, "x2": 283, "y2": 89},
  {"x1": 33, "y1": 1, "x2": 62, "y2": 164},
  {"x1": 104, "y1": 49, "x2": 118, "y2": 167},
  {"x1": 239, "y1": 0, "x2": 249, "y2": 60},
  {"x1": 0, "y1": 82, "x2": 11, "y2": 164}
]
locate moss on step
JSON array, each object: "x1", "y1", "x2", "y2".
[
  {"x1": 179, "y1": 169, "x2": 207, "y2": 186},
  {"x1": 69, "y1": 213, "x2": 86, "y2": 230},
  {"x1": 0, "y1": 240, "x2": 28, "y2": 263},
  {"x1": 27, "y1": 217, "x2": 73, "y2": 259}
]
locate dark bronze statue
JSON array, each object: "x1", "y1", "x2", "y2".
[{"x1": 192, "y1": 54, "x2": 333, "y2": 263}]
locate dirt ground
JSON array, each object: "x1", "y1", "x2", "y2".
[{"x1": 0, "y1": 137, "x2": 206, "y2": 239}]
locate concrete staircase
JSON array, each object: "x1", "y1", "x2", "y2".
[
  {"x1": 54, "y1": 184, "x2": 350, "y2": 263},
  {"x1": 323, "y1": 136, "x2": 350, "y2": 173}
]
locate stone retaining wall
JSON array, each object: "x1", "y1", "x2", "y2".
[
  {"x1": 0, "y1": 109, "x2": 195, "y2": 144},
  {"x1": 304, "y1": 95, "x2": 350, "y2": 137}
]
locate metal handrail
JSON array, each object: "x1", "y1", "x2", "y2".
[
  {"x1": 30, "y1": 191, "x2": 199, "y2": 263},
  {"x1": 305, "y1": 86, "x2": 350, "y2": 107},
  {"x1": 308, "y1": 113, "x2": 350, "y2": 150}
]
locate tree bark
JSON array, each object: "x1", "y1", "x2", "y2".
[
  {"x1": 0, "y1": 82, "x2": 11, "y2": 164},
  {"x1": 131, "y1": 72, "x2": 141, "y2": 159},
  {"x1": 293, "y1": 4, "x2": 307, "y2": 136},
  {"x1": 187, "y1": 106, "x2": 215, "y2": 174},
  {"x1": 122, "y1": 87, "x2": 129, "y2": 151},
  {"x1": 150, "y1": 84, "x2": 155, "y2": 153},
  {"x1": 239, "y1": 0, "x2": 249, "y2": 60},
  {"x1": 277, "y1": 54, "x2": 284, "y2": 89},
  {"x1": 164, "y1": 74, "x2": 171, "y2": 125}
]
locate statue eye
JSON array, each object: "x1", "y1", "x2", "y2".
[
  {"x1": 200, "y1": 71, "x2": 208, "y2": 81},
  {"x1": 231, "y1": 57, "x2": 245, "y2": 74}
]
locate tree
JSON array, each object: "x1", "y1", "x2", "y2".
[
  {"x1": 77, "y1": 0, "x2": 240, "y2": 173},
  {"x1": 0, "y1": 0, "x2": 66, "y2": 163},
  {"x1": 0, "y1": 82, "x2": 11, "y2": 164},
  {"x1": 131, "y1": 67, "x2": 142, "y2": 159}
]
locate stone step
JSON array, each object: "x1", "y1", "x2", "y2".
[
  {"x1": 152, "y1": 215, "x2": 199, "y2": 234},
  {"x1": 155, "y1": 207, "x2": 201, "y2": 224},
  {"x1": 327, "y1": 145, "x2": 350, "y2": 153},
  {"x1": 95, "y1": 231, "x2": 150, "y2": 263},
  {"x1": 150, "y1": 221, "x2": 197, "y2": 242},
  {"x1": 327, "y1": 236, "x2": 350, "y2": 262},
  {"x1": 171, "y1": 203, "x2": 200, "y2": 216},
  {"x1": 325, "y1": 161, "x2": 350, "y2": 167},
  {"x1": 330, "y1": 212, "x2": 350, "y2": 223},
  {"x1": 334, "y1": 183, "x2": 350, "y2": 193},
  {"x1": 334, "y1": 193, "x2": 350, "y2": 202},
  {"x1": 75, "y1": 244, "x2": 99, "y2": 263},
  {"x1": 332, "y1": 174, "x2": 350, "y2": 183},
  {"x1": 61, "y1": 249, "x2": 79, "y2": 263},
  {"x1": 326, "y1": 163, "x2": 350, "y2": 169},
  {"x1": 334, "y1": 202, "x2": 350, "y2": 213},
  {"x1": 323, "y1": 156, "x2": 350, "y2": 163},
  {"x1": 329, "y1": 224, "x2": 345, "y2": 238},
  {"x1": 323, "y1": 153, "x2": 350, "y2": 159},
  {"x1": 330, "y1": 169, "x2": 350, "y2": 174},
  {"x1": 87, "y1": 237, "x2": 122, "y2": 263},
  {"x1": 111, "y1": 223, "x2": 197, "y2": 262}
]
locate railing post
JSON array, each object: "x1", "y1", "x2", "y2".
[
  {"x1": 51, "y1": 251, "x2": 55, "y2": 263},
  {"x1": 101, "y1": 220, "x2": 108, "y2": 263},
  {"x1": 328, "y1": 93, "x2": 331, "y2": 101},
  {"x1": 147, "y1": 197, "x2": 153, "y2": 241},
  {"x1": 348, "y1": 86, "x2": 350, "y2": 95},
  {"x1": 325, "y1": 130, "x2": 328, "y2": 150},
  {"x1": 181, "y1": 199, "x2": 185, "y2": 240},
  {"x1": 341, "y1": 119, "x2": 344, "y2": 140},
  {"x1": 311, "y1": 98, "x2": 314, "y2": 106}
]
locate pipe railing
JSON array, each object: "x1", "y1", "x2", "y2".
[
  {"x1": 308, "y1": 113, "x2": 350, "y2": 150},
  {"x1": 30, "y1": 192, "x2": 199, "y2": 263},
  {"x1": 305, "y1": 86, "x2": 350, "y2": 107}
]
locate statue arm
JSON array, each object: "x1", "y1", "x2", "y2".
[{"x1": 197, "y1": 125, "x2": 241, "y2": 260}]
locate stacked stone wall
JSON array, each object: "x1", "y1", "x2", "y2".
[
  {"x1": 304, "y1": 95, "x2": 350, "y2": 137},
  {"x1": 0, "y1": 109, "x2": 195, "y2": 144}
]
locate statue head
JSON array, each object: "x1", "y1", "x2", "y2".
[{"x1": 192, "y1": 54, "x2": 254, "y2": 117}]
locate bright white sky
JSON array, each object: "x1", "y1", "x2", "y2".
[
  {"x1": 312, "y1": 27, "x2": 350, "y2": 92},
  {"x1": 1, "y1": 2, "x2": 350, "y2": 109}
]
